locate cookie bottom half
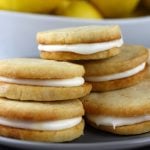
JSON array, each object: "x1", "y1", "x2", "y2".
[
  {"x1": 0, "y1": 120, "x2": 84, "y2": 142},
  {"x1": 87, "y1": 119, "x2": 150, "y2": 135},
  {"x1": 89, "y1": 67, "x2": 147, "y2": 92},
  {"x1": 40, "y1": 48, "x2": 120, "y2": 61},
  {"x1": 0, "y1": 83, "x2": 91, "y2": 101}
]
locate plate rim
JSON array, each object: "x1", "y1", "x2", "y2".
[
  {"x1": 0, "y1": 133, "x2": 150, "y2": 148},
  {"x1": 0, "y1": 10, "x2": 150, "y2": 25}
]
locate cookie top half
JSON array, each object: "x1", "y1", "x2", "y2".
[
  {"x1": 0, "y1": 58, "x2": 84, "y2": 79},
  {"x1": 82, "y1": 78, "x2": 150, "y2": 117},
  {"x1": 37, "y1": 25, "x2": 121, "y2": 44},
  {"x1": 0, "y1": 98, "x2": 84, "y2": 121},
  {"x1": 81, "y1": 45, "x2": 148, "y2": 76}
]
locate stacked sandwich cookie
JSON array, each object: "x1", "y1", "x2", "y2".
[
  {"x1": 0, "y1": 58, "x2": 91, "y2": 142},
  {"x1": 81, "y1": 79, "x2": 150, "y2": 135},
  {"x1": 82, "y1": 45, "x2": 148, "y2": 91},
  {"x1": 37, "y1": 25, "x2": 123, "y2": 61},
  {"x1": 0, "y1": 99, "x2": 85, "y2": 142},
  {"x1": 0, "y1": 59, "x2": 91, "y2": 101}
]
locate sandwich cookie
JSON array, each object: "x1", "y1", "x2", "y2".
[
  {"x1": 0, "y1": 58, "x2": 91, "y2": 101},
  {"x1": 0, "y1": 98, "x2": 84, "y2": 142},
  {"x1": 37, "y1": 25, "x2": 123, "y2": 60},
  {"x1": 81, "y1": 78, "x2": 150, "y2": 135},
  {"x1": 81, "y1": 45, "x2": 148, "y2": 91}
]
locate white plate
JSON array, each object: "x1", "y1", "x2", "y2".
[{"x1": 0, "y1": 126, "x2": 149, "y2": 150}]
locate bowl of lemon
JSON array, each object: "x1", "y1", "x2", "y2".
[{"x1": 0, "y1": 0, "x2": 150, "y2": 58}]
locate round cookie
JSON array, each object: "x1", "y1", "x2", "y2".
[
  {"x1": 0, "y1": 58, "x2": 92, "y2": 101},
  {"x1": 81, "y1": 45, "x2": 148, "y2": 91},
  {"x1": 81, "y1": 78, "x2": 150, "y2": 135},
  {"x1": 0, "y1": 98, "x2": 84, "y2": 142},
  {"x1": 37, "y1": 25, "x2": 123, "y2": 60}
]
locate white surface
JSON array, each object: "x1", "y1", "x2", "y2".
[
  {"x1": 38, "y1": 38, "x2": 123, "y2": 55},
  {"x1": 0, "y1": 11, "x2": 150, "y2": 59}
]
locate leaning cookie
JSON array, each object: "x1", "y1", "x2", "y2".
[
  {"x1": 81, "y1": 45, "x2": 148, "y2": 91},
  {"x1": 0, "y1": 58, "x2": 91, "y2": 101},
  {"x1": 81, "y1": 79, "x2": 150, "y2": 135},
  {"x1": 37, "y1": 25, "x2": 123, "y2": 60},
  {"x1": 0, "y1": 98, "x2": 84, "y2": 142}
]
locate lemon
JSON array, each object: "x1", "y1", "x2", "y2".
[
  {"x1": 0, "y1": 0, "x2": 59, "y2": 13},
  {"x1": 90, "y1": 0, "x2": 140, "y2": 18},
  {"x1": 54, "y1": 0, "x2": 71, "y2": 15},
  {"x1": 54, "y1": 0, "x2": 102, "y2": 19}
]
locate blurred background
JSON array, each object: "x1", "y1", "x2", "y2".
[
  {"x1": 0, "y1": 0, "x2": 150, "y2": 19},
  {"x1": 0, "y1": 0, "x2": 150, "y2": 58}
]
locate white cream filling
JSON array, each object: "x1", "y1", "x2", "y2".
[
  {"x1": 0, "y1": 117, "x2": 82, "y2": 131},
  {"x1": 87, "y1": 115, "x2": 150, "y2": 129},
  {"x1": 85, "y1": 62, "x2": 146, "y2": 82},
  {"x1": 38, "y1": 38, "x2": 123, "y2": 55},
  {"x1": 0, "y1": 76, "x2": 84, "y2": 87}
]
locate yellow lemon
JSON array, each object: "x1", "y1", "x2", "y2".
[
  {"x1": 90, "y1": 0, "x2": 140, "y2": 18},
  {"x1": 54, "y1": 0, "x2": 102, "y2": 19},
  {"x1": 0, "y1": 0, "x2": 59, "y2": 13},
  {"x1": 54, "y1": 0, "x2": 71, "y2": 15}
]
